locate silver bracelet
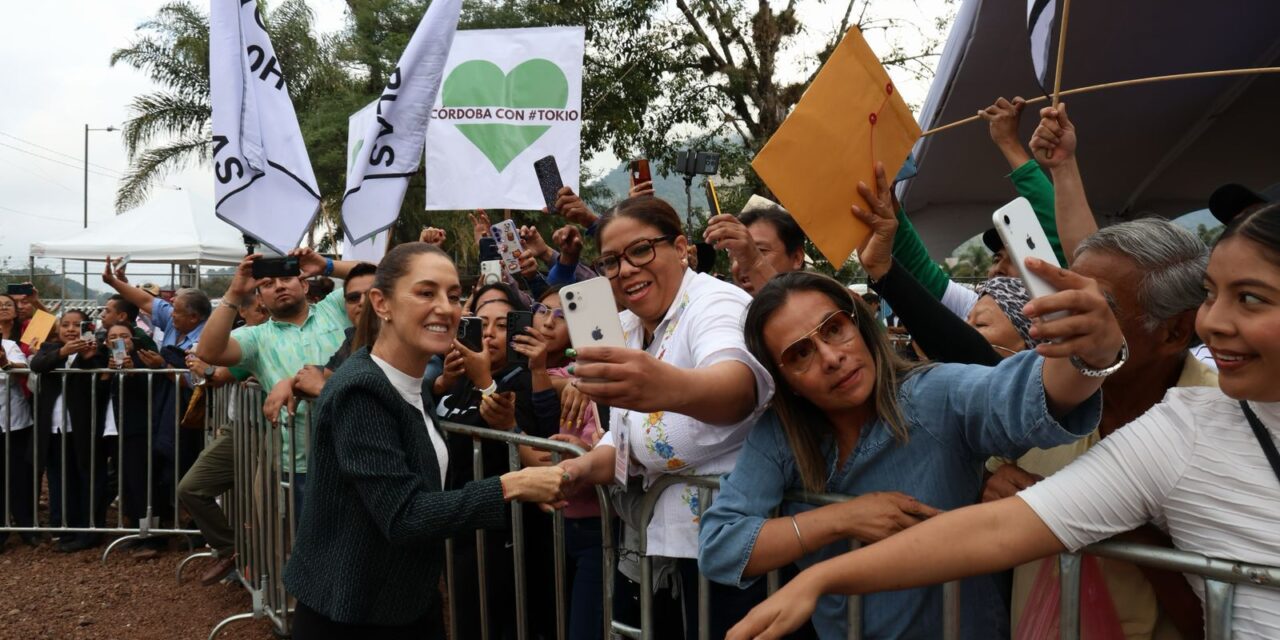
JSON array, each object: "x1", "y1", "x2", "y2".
[
  {"x1": 1069, "y1": 337, "x2": 1130, "y2": 378},
  {"x1": 790, "y1": 516, "x2": 809, "y2": 555}
]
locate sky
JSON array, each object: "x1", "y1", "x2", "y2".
[{"x1": 0, "y1": 0, "x2": 954, "y2": 268}]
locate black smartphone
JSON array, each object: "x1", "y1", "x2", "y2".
[
  {"x1": 533, "y1": 155, "x2": 563, "y2": 213},
  {"x1": 705, "y1": 179, "x2": 723, "y2": 217},
  {"x1": 6, "y1": 283, "x2": 34, "y2": 296},
  {"x1": 505, "y1": 311, "x2": 534, "y2": 366},
  {"x1": 629, "y1": 159, "x2": 651, "y2": 186},
  {"x1": 251, "y1": 256, "x2": 301, "y2": 279},
  {"x1": 457, "y1": 316, "x2": 483, "y2": 353}
]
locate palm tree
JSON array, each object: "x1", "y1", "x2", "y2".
[{"x1": 110, "y1": 0, "x2": 341, "y2": 214}]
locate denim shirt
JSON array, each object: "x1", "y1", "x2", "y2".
[{"x1": 698, "y1": 351, "x2": 1103, "y2": 639}]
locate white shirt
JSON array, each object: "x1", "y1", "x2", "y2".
[
  {"x1": 1190, "y1": 344, "x2": 1219, "y2": 371},
  {"x1": 0, "y1": 340, "x2": 32, "y2": 432},
  {"x1": 371, "y1": 354, "x2": 448, "y2": 486},
  {"x1": 49, "y1": 355, "x2": 75, "y2": 435},
  {"x1": 103, "y1": 398, "x2": 118, "y2": 438},
  {"x1": 598, "y1": 269, "x2": 774, "y2": 558},
  {"x1": 1020, "y1": 387, "x2": 1280, "y2": 640}
]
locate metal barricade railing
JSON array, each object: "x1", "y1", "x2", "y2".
[
  {"x1": 0, "y1": 367, "x2": 209, "y2": 560},
  {"x1": 57, "y1": 380, "x2": 1272, "y2": 640},
  {"x1": 1059, "y1": 542, "x2": 1280, "y2": 640},
  {"x1": 207, "y1": 381, "x2": 306, "y2": 640},
  {"x1": 609, "y1": 474, "x2": 961, "y2": 640}
]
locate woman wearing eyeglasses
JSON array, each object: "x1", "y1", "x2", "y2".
[
  {"x1": 556, "y1": 196, "x2": 775, "y2": 637},
  {"x1": 695, "y1": 262, "x2": 1124, "y2": 639}
]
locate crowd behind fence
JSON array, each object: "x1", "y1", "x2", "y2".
[{"x1": 2, "y1": 372, "x2": 1278, "y2": 640}]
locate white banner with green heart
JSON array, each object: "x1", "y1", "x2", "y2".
[{"x1": 425, "y1": 26, "x2": 585, "y2": 210}]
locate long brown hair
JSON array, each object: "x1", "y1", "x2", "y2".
[
  {"x1": 352, "y1": 242, "x2": 451, "y2": 352},
  {"x1": 744, "y1": 272, "x2": 920, "y2": 493}
]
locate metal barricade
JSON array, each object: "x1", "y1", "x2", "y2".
[
  {"x1": 1059, "y1": 542, "x2": 1280, "y2": 640},
  {"x1": 609, "y1": 474, "x2": 961, "y2": 640},
  {"x1": 0, "y1": 367, "x2": 208, "y2": 559},
  {"x1": 208, "y1": 381, "x2": 306, "y2": 640}
]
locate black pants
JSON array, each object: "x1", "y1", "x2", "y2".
[
  {"x1": 292, "y1": 601, "x2": 444, "y2": 640},
  {"x1": 2, "y1": 428, "x2": 35, "y2": 528}
]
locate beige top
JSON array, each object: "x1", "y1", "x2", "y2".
[{"x1": 1005, "y1": 353, "x2": 1217, "y2": 640}]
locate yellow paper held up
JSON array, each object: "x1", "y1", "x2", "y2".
[
  {"x1": 751, "y1": 27, "x2": 921, "y2": 267},
  {"x1": 20, "y1": 309, "x2": 55, "y2": 350}
]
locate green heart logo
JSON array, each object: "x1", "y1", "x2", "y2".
[{"x1": 441, "y1": 59, "x2": 569, "y2": 172}]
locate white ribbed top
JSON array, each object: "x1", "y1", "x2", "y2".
[{"x1": 1020, "y1": 386, "x2": 1280, "y2": 640}]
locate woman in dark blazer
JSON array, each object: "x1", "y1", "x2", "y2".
[
  {"x1": 283, "y1": 243, "x2": 569, "y2": 639},
  {"x1": 29, "y1": 310, "x2": 109, "y2": 551}
]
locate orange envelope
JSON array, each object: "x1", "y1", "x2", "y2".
[
  {"x1": 752, "y1": 27, "x2": 921, "y2": 267},
  {"x1": 20, "y1": 309, "x2": 55, "y2": 350}
]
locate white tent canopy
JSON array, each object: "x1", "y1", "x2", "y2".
[
  {"x1": 901, "y1": 0, "x2": 1280, "y2": 258},
  {"x1": 29, "y1": 185, "x2": 248, "y2": 265}
]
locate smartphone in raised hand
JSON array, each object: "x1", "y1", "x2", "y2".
[
  {"x1": 251, "y1": 256, "x2": 301, "y2": 279},
  {"x1": 991, "y1": 197, "x2": 1066, "y2": 321},
  {"x1": 489, "y1": 219, "x2": 524, "y2": 276},
  {"x1": 629, "y1": 159, "x2": 651, "y2": 187},
  {"x1": 705, "y1": 179, "x2": 723, "y2": 217},
  {"x1": 457, "y1": 316, "x2": 484, "y2": 352},
  {"x1": 560, "y1": 277, "x2": 625, "y2": 352},
  {"x1": 534, "y1": 155, "x2": 564, "y2": 213},
  {"x1": 505, "y1": 311, "x2": 535, "y2": 367}
]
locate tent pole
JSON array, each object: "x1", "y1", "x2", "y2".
[
  {"x1": 83, "y1": 260, "x2": 88, "y2": 307},
  {"x1": 920, "y1": 66, "x2": 1280, "y2": 137},
  {"x1": 61, "y1": 258, "x2": 67, "y2": 312}
]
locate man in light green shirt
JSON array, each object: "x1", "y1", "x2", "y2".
[{"x1": 197, "y1": 249, "x2": 363, "y2": 500}]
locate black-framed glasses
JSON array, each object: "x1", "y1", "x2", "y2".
[
  {"x1": 778, "y1": 310, "x2": 859, "y2": 374},
  {"x1": 532, "y1": 303, "x2": 566, "y2": 321},
  {"x1": 344, "y1": 291, "x2": 365, "y2": 303},
  {"x1": 593, "y1": 235, "x2": 676, "y2": 279}
]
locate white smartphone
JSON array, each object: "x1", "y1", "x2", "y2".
[
  {"x1": 115, "y1": 254, "x2": 132, "y2": 269},
  {"x1": 489, "y1": 220, "x2": 524, "y2": 276},
  {"x1": 560, "y1": 276, "x2": 626, "y2": 351},
  {"x1": 991, "y1": 197, "x2": 1067, "y2": 321},
  {"x1": 479, "y1": 260, "x2": 503, "y2": 286}
]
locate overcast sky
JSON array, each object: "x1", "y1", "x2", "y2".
[{"x1": 0, "y1": 0, "x2": 951, "y2": 264}]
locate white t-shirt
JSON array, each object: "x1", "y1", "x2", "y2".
[
  {"x1": 1020, "y1": 387, "x2": 1280, "y2": 640},
  {"x1": 0, "y1": 340, "x2": 32, "y2": 432},
  {"x1": 371, "y1": 354, "x2": 448, "y2": 486},
  {"x1": 597, "y1": 269, "x2": 774, "y2": 558},
  {"x1": 49, "y1": 355, "x2": 75, "y2": 435}
]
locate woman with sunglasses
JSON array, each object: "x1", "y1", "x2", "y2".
[
  {"x1": 556, "y1": 196, "x2": 775, "y2": 637},
  {"x1": 699, "y1": 247, "x2": 1124, "y2": 638},
  {"x1": 727, "y1": 205, "x2": 1280, "y2": 640}
]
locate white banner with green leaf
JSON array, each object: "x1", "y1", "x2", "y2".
[{"x1": 424, "y1": 26, "x2": 585, "y2": 210}]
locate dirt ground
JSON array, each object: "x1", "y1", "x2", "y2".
[{"x1": 0, "y1": 535, "x2": 276, "y2": 640}]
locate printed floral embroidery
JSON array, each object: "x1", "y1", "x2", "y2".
[
  {"x1": 642, "y1": 411, "x2": 687, "y2": 470},
  {"x1": 681, "y1": 486, "x2": 701, "y2": 523}
]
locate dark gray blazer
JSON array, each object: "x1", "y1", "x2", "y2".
[{"x1": 284, "y1": 348, "x2": 508, "y2": 625}]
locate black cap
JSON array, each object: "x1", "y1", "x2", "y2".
[
  {"x1": 1208, "y1": 184, "x2": 1268, "y2": 225},
  {"x1": 982, "y1": 228, "x2": 1004, "y2": 253}
]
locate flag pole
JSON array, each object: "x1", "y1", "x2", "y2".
[
  {"x1": 918, "y1": 66, "x2": 1280, "y2": 137},
  {"x1": 1051, "y1": 0, "x2": 1071, "y2": 107}
]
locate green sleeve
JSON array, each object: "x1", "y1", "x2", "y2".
[
  {"x1": 317, "y1": 285, "x2": 350, "y2": 328},
  {"x1": 891, "y1": 207, "x2": 950, "y2": 300},
  {"x1": 1008, "y1": 160, "x2": 1067, "y2": 265},
  {"x1": 228, "y1": 366, "x2": 252, "y2": 381}
]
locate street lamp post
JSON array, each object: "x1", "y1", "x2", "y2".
[
  {"x1": 84, "y1": 124, "x2": 118, "y2": 229},
  {"x1": 83, "y1": 124, "x2": 117, "y2": 302}
]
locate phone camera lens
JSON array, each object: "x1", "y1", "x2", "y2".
[
  {"x1": 1003, "y1": 215, "x2": 1011, "y2": 225},
  {"x1": 565, "y1": 292, "x2": 575, "y2": 300},
  {"x1": 568, "y1": 302, "x2": 578, "y2": 311}
]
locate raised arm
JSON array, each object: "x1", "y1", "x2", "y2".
[
  {"x1": 102, "y1": 255, "x2": 155, "y2": 316},
  {"x1": 196, "y1": 255, "x2": 260, "y2": 367},
  {"x1": 1030, "y1": 102, "x2": 1096, "y2": 263}
]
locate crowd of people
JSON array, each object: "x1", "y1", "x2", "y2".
[{"x1": 1, "y1": 95, "x2": 1277, "y2": 640}]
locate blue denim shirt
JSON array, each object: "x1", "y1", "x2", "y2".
[{"x1": 698, "y1": 351, "x2": 1103, "y2": 639}]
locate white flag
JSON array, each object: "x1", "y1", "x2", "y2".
[
  {"x1": 210, "y1": 0, "x2": 321, "y2": 254},
  {"x1": 341, "y1": 101, "x2": 390, "y2": 263},
  {"x1": 1027, "y1": 0, "x2": 1058, "y2": 92},
  {"x1": 342, "y1": 0, "x2": 463, "y2": 244}
]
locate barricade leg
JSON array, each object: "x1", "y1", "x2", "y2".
[
  {"x1": 1203, "y1": 579, "x2": 1235, "y2": 640},
  {"x1": 1058, "y1": 553, "x2": 1082, "y2": 640}
]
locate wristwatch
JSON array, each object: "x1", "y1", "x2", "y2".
[
  {"x1": 203, "y1": 365, "x2": 216, "y2": 378},
  {"x1": 1069, "y1": 338, "x2": 1129, "y2": 378}
]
